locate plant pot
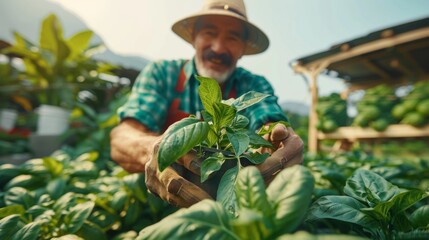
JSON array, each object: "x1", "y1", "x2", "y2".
[
  {"x1": 36, "y1": 104, "x2": 71, "y2": 135},
  {"x1": 172, "y1": 147, "x2": 253, "y2": 199},
  {"x1": 0, "y1": 108, "x2": 18, "y2": 131},
  {"x1": 29, "y1": 133, "x2": 63, "y2": 157}
]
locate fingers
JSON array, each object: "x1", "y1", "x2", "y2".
[
  {"x1": 145, "y1": 146, "x2": 212, "y2": 208},
  {"x1": 176, "y1": 150, "x2": 203, "y2": 176},
  {"x1": 270, "y1": 124, "x2": 289, "y2": 150},
  {"x1": 270, "y1": 123, "x2": 289, "y2": 142},
  {"x1": 257, "y1": 128, "x2": 304, "y2": 184}
]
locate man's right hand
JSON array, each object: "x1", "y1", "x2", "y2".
[{"x1": 144, "y1": 142, "x2": 213, "y2": 208}]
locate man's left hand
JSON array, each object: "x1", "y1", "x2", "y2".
[{"x1": 256, "y1": 124, "x2": 304, "y2": 184}]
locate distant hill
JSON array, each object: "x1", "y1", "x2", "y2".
[
  {"x1": 0, "y1": 0, "x2": 148, "y2": 71},
  {"x1": 280, "y1": 101, "x2": 310, "y2": 116}
]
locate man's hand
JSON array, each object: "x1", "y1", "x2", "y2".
[
  {"x1": 145, "y1": 142, "x2": 213, "y2": 208},
  {"x1": 110, "y1": 119, "x2": 159, "y2": 173},
  {"x1": 256, "y1": 124, "x2": 304, "y2": 184}
]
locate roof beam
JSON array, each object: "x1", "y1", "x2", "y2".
[{"x1": 296, "y1": 26, "x2": 429, "y2": 69}]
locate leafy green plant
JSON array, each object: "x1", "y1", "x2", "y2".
[
  {"x1": 137, "y1": 165, "x2": 315, "y2": 240},
  {"x1": 2, "y1": 14, "x2": 114, "y2": 109},
  {"x1": 306, "y1": 168, "x2": 429, "y2": 240},
  {"x1": 0, "y1": 151, "x2": 174, "y2": 239},
  {"x1": 157, "y1": 76, "x2": 287, "y2": 213}
]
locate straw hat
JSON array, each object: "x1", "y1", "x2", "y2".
[{"x1": 172, "y1": 0, "x2": 269, "y2": 55}]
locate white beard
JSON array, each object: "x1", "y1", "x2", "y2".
[{"x1": 195, "y1": 58, "x2": 234, "y2": 84}]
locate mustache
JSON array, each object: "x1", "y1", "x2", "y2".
[{"x1": 203, "y1": 50, "x2": 232, "y2": 66}]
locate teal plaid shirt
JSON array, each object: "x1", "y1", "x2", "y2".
[{"x1": 118, "y1": 58, "x2": 288, "y2": 133}]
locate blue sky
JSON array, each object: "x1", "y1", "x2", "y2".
[{"x1": 4, "y1": 0, "x2": 429, "y2": 104}]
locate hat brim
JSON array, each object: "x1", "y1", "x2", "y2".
[{"x1": 172, "y1": 9, "x2": 269, "y2": 55}]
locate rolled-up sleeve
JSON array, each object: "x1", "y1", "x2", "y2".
[{"x1": 118, "y1": 62, "x2": 169, "y2": 133}]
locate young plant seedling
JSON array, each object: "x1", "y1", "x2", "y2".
[{"x1": 158, "y1": 76, "x2": 288, "y2": 213}]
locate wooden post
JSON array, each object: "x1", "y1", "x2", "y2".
[
  {"x1": 308, "y1": 71, "x2": 319, "y2": 153},
  {"x1": 308, "y1": 62, "x2": 329, "y2": 153}
]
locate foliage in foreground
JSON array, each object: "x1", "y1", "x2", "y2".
[
  {"x1": 306, "y1": 168, "x2": 429, "y2": 240},
  {"x1": 137, "y1": 165, "x2": 314, "y2": 240},
  {"x1": 0, "y1": 152, "x2": 174, "y2": 240}
]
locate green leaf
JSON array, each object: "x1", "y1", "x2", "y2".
[
  {"x1": 74, "y1": 102, "x2": 98, "y2": 121},
  {"x1": 40, "y1": 14, "x2": 60, "y2": 52},
  {"x1": 388, "y1": 190, "x2": 428, "y2": 214},
  {"x1": 70, "y1": 161, "x2": 98, "y2": 178},
  {"x1": 67, "y1": 30, "x2": 93, "y2": 59},
  {"x1": 370, "y1": 189, "x2": 428, "y2": 228},
  {"x1": 217, "y1": 166, "x2": 239, "y2": 216},
  {"x1": 13, "y1": 31, "x2": 35, "y2": 49},
  {"x1": 266, "y1": 165, "x2": 315, "y2": 234},
  {"x1": 230, "y1": 208, "x2": 268, "y2": 240},
  {"x1": 410, "y1": 205, "x2": 429, "y2": 228},
  {"x1": 43, "y1": 157, "x2": 64, "y2": 177},
  {"x1": 163, "y1": 117, "x2": 199, "y2": 136},
  {"x1": 257, "y1": 121, "x2": 289, "y2": 136},
  {"x1": 76, "y1": 221, "x2": 107, "y2": 240},
  {"x1": 110, "y1": 190, "x2": 129, "y2": 212},
  {"x1": 307, "y1": 196, "x2": 377, "y2": 229},
  {"x1": 40, "y1": 14, "x2": 70, "y2": 65},
  {"x1": 4, "y1": 174, "x2": 44, "y2": 191},
  {"x1": 158, "y1": 119, "x2": 209, "y2": 171},
  {"x1": 196, "y1": 76, "x2": 222, "y2": 116},
  {"x1": 0, "y1": 164, "x2": 23, "y2": 187},
  {"x1": 52, "y1": 234, "x2": 84, "y2": 240},
  {"x1": 0, "y1": 215, "x2": 25, "y2": 239},
  {"x1": 213, "y1": 102, "x2": 236, "y2": 130},
  {"x1": 228, "y1": 91, "x2": 269, "y2": 112},
  {"x1": 232, "y1": 114, "x2": 249, "y2": 129},
  {"x1": 11, "y1": 222, "x2": 41, "y2": 240},
  {"x1": 247, "y1": 131, "x2": 272, "y2": 148},
  {"x1": 0, "y1": 205, "x2": 25, "y2": 218},
  {"x1": 47, "y1": 178, "x2": 67, "y2": 199},
  {"x1": 343, "y1": 169, "x2": 401, "y2": 206},
  {"x1": 4, "y1": 187, "x2": 36, "y2": 209},
  {"x1": 64, "y1": 201, "x2": 95, "y2": 234},
  {"x1": 200, "y1": 109, "x2": 213, "y2": 123},
  {"x1": 226, "y1": 130, "x2": 249, "y2": 156},
  {"x1": 201, "y1": 154, "x2": 226, "y2": 182},
  {"x1": 87, "y1": 209, "x2": 118, "y2": 230},
  {"x1": 137, "y1": 200, "x2": 236, "y2": 240},
  {"x1": 205, "y1": 126, "x2": 218, "y2": 148},
  {"x1": 243, "y1": 152, "x2": 269, "y2": 165},
  {"x1": 277, "y1": 231, "x2": 369, "y2": 240},
  {"x1": 235, "y1": 167, "x2": 272, "y2": 216},
  {"x1": 123, "y1": 174, "x2": 147, "y2": 203},
  {"x1": 123, "y1": 199, "x2": 142, "y2": 227}
]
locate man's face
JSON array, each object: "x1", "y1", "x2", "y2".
[{"x1": 192, "y1": 15, "x2": 247, "y2": 84}]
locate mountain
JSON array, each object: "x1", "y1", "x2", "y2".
[
  {"x1": 0, "y1": 0, "x2": 148, "y2": 71},
  {"x1": 280, "y1": 101, "x2": 310, "y2": 116}
]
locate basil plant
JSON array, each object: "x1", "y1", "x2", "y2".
[{"x1": 157, "y1": 76, "x2": 287, "y2": 213}]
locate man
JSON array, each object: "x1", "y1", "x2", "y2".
[{"x1": 110, "y1": 0, "x2": 304, "y2": 208}]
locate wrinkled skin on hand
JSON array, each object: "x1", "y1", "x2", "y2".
[
  {"x1": 144, "y1": 142, "x2": 213, "y2": 208},
  {"x1": 256, "y1": 124, "x2": 304, "y2": 184},
  {"x1": 145, "y1": 123, "x2": 303, "y2": 207}
]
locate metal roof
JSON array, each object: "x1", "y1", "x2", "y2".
[{"x1": 292, "y1": 16, "x2": 429, "y2": 87}]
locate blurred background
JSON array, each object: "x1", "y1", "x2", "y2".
[{"x1": 2, "y1": 0, "x2": 429, "y2": 109}]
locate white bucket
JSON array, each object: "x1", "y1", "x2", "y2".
[
  {"x1": 37, "y1": 105, "x2": 71, "y2": 135},
  {"x1": 0, "y1": 109, "x2": 18, "y2": 131}
]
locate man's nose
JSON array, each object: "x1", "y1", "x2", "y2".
[{"x1": 210, "y1": 37, "x2": 227, "y2": 54}]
